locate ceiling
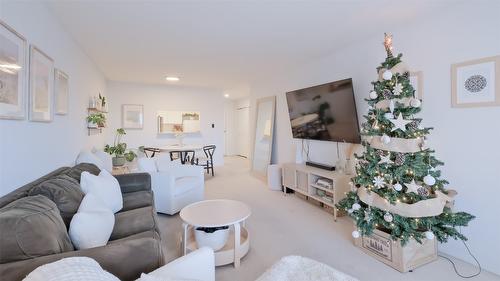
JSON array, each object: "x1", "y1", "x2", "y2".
[{"x1": 45, "y1": 0, "x2": 457, "y2": 97}]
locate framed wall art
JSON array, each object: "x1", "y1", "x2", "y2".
[
  {"x1": 29, "y1": 45, "x2": 54, "y2": 122},
  {"x1": 54, "y1": 69, "x2": 69, "y2": 115},
  {"x1": 122, "y1": 104, "x2": 144, "y2": 129},
  {"x1": 0, "y1": 20, "x2": 27, "y2": 120},
  {"x1": 451, "y1": 56, "x2": 500, "y2": 108}
]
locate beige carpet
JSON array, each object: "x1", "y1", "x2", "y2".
[{"x1": 157, "y1": 157, "x2": 499, "y2": 281}]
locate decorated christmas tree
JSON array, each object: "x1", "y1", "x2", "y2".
[{"x1": 337, "y1": 34, "x2": 474, "y2": 246}]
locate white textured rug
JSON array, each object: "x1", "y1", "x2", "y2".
[{"x1": 256, "y1": 255, "x2": 359, "y2": 281}]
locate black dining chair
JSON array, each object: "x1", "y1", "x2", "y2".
[
  {"x1": 143, "y1": 147, "x2": 161, "y2": 158},
  {"x1": 170, "y1": 150, "x2": 195, "y2": 165},
  {"x1": 195, "y1": 145, "x2": 216, "y2": 176}
]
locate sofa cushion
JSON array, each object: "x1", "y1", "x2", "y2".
[
  {"x1": 0, "y1": 195, "x2": 73, "y2": 263},
  {"x1": 28, "y1": 174, "x2": 84, "y2": 226},
  {"x1": 111, "y1": 206, "x2": 157, "y2": 240},
  {"x1": 108, "y1": 230, "x2": 160, "y2": 245},
  {"x1": 122, "y1": 190, "x2": 153, "y2": 212},
  {"x1": 0, "y1": 167, "x2": 69, "y2": 209},
  {"x1": 65, "y1": 163, "x2": 101, "y2": 183}
]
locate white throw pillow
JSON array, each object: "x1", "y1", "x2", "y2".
[
  {"x1": 92, "y1": 149, "x2": 113, "y2": 172},
  {"x1": 75, "y1": 150, "x2": 105, "y2": 170},
  {"x1": 80, "y1": 170, "x2": 123, "y2": 213},
  {"x1": 23, "y1": 256, "x2": 119, "y2": 281},
  {"x1": 69, "y1": 193, "x2": 115, "y2": 250}
]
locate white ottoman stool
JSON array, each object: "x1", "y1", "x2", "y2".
[{"x1": 267, "y1": 164, "x2": 282, "y2": 191}]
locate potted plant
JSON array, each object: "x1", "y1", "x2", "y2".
[
  {"x1": 104, "y1": 128, "x2": 136, "y2": 166},
  {"x1": 194, "y1": 226, "x2": 230, "y2": 251},
  {"x1": 87, "y1": 113, "x2": 106, "y2": 128}
]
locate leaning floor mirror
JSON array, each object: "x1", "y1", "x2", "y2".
[{"x1": 251, "y1": 96, "x2": 276, "y2": 180}]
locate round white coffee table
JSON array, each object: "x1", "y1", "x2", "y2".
[{"x1": 180, "y1": 199, "x2": 251, "y2": 268}]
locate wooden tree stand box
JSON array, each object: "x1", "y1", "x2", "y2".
[{"x1": 353, "y1": 228, "x2": 437, "y2": 272}]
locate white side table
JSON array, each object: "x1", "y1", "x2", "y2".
[{"x1": 180, "y1": 199, "x2": 251, "y2": 268}]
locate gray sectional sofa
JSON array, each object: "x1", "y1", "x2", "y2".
[{"x1": 0, "y1": 163, "x2": 164, "y2": 281}]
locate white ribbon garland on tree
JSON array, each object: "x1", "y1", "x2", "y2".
[
  {"x1": 375, "y1": 97, "x2": 413, "y2": 110},
  {"x1": 365, "y1": 135, "x2": 424, "y2": 153},
  {"x1": 357, "y1": 186, "x2": 456, "y2": 218}
]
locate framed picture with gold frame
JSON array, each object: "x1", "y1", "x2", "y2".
[{"x1": 451, "y1": 56, "x2": 500, "y2": 108}]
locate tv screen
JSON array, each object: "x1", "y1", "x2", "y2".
[{"x1": 285, "y1": 78, "x2": 361, "y2": 143}]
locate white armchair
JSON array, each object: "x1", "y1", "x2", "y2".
[{"x1": 138, "y1": 155, "x2": 204, "y2": 215}]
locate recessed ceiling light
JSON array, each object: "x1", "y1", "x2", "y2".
[
  {"x1": 165, "y1": 76, "x2": 180, "y2": 82},
  {"x1": 224, "y1": 94, "x2": 230, "y2": 98}
]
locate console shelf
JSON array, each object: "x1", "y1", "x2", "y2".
[{"x1": 282, "y1": 163, "x2": 351, "y2": 221}]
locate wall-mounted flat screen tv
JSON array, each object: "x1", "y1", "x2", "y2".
[{"x1": 285, "y1": 78, "x2": 361, "y2": 143}]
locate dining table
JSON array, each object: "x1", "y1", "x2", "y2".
[{"x1": 158, "y1": 144, "x2": 205, "y2": 164}]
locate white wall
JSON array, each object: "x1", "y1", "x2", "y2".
[
  {"x1": 249, "y1": 3, "x2": 500, "y2": 275},
  {"x1": 0, "y1": 1, "x2": 106, "y2": 196},
  {"x1": 106, "y1": 81, "x2": 225, "y2": 165}
]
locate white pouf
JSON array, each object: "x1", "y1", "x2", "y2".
[{"x1": 267, "y1": 164, "x2": 282, "y2": 191}]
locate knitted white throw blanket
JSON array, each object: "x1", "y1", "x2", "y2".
[{"x1": 256, "y1": 256, "x2": 359, "y2": 281}]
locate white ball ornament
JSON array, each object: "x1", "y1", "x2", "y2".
[
  {"x1": 352, "y1": 203, "x2": 361, "y2": 211},
  {"x1": 348, "y1": 208, "x2": 354, "y2": 214},
  {"x1": 424, "y1": 174, "x2": 436, "y2": 186},
  {"x1": 380, "y1": 134, "x2": 391, "y2": 144},
  {"x1": 393, "y1": 183, "x2": 403, "y2": 192},
  {"x1": 352, "y1": 230, "x2": 360, "y2": 239},
  {"x1": 382, "y1": 70, "x2": 393, "y2": 80},
  {"x1": 410, "y1": 98, "x2": 421, "y2": 108},
  {"x1": 369, "y1": 91, "x2": 378, "y2": 99},
  {"x1": 384, "y1": 212, "x2": 394, "y2": 223},
  {"x1": 425, "y1": 231, "x2": 435, "y2": 240}
]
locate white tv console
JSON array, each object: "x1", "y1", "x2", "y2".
[{"x1": 281, "y1": 163, "x2": 351, "y2": 221}]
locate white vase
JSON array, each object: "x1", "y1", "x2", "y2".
[{"x1": 194, "y1": 228, "x2": 230, "y2": 251}]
